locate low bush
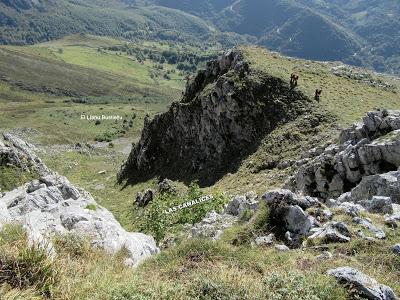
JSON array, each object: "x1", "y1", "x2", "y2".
[
  {"x1": 138, "y1": 181, "x2": 227, "y2": 242},
  {"x1": 0, "y1": 242, "x2": 58, "y2": 297}
]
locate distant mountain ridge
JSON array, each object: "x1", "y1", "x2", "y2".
[
  {"x1": 0, "y1": 0, "x2": 399, "y2": 74},
  {"x1": 144, "y1": 0, "x2": 400, "y2": 74}
]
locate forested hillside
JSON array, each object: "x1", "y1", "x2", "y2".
[
  {"x1": 137, "y1": 0, "x2": 400, "y2": 74},
  {"x1": 0, "y1": 0, "x2": 249, "y2": 46},
  {"x1": 1, "y1": 0, "x2": 399, "y2": 73}
]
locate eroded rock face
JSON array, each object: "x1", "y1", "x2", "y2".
[
  {"x1": 118, "y1": 49, "x2": 310, "y2": 185},
  {"x1": 328, "y1": 267, "x2": 397, "y2": 300},
  {"x1": 349, "y1": 172, "x2": 400, "y2": 203},
  {"x1": 1, "y1": 133, "x2": 50, "y2": 176},
  {"x1": 0, "y1": 174, "x2": 159, "y2": 266},
  {"x1": 290, "y1": 110, "x2": 400, "y2": 200}
]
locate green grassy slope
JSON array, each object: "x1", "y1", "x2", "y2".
[
  {"x1": 212, "y1": 46, "x2": 400, "y2": 195},
  {"x1": 1, "y1": 205, "x2": 399, "y2": 299},
  {"x1": 243, "y1": 47, "x2": 400, "y2": 125},
  {"x1": 0, "y1": 36, "x2": 185, "y2": 143},
  {"x1": 1, "y1": 39, "x2": 398, "y2": 219}
]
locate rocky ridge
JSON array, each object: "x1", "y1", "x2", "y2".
[
  {"x1": 0, "y1": 133, "x2": 159, "y2": 267},
  {"x1": 0, "y1": 133, "x2": 51, "y2": 176},
  {"x1": 118, "y1": 49, "x2": 312, "y2": 185}
]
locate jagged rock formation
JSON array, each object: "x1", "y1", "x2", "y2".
[
  {"x1": 289, "y1": 110, "x2": 400, "y2": 200},
  {"x1": 0, "y1": 134, "x2": 159, "y2": 267},
  {"x1": 118, "y1": 49, "x2": 311, "y2": 185},
  {"x1": 1, "y1": 133, "x2": 51, "y2": 176}
]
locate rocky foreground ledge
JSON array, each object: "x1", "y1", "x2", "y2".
[
  {"x1": 0, "y1": 133, "x2": 159, "y2": 267},
  {"x1": 187, "y1": 110, "x2": 400, "y2": 300}
]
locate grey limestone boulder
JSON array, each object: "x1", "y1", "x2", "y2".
[
  {"x1": 385, "y1": 213, "x2": 400, "y2": 228},
  {"x1": 255, "y1": 233, "x2": 275, "y2": 246},
  {"x1": 263, "y1": 189, "x2": 315, "y2": 245},
  {"x1": 308, "y1": 222, "x2": 351, "y2": 244},
  {"x1": 328, "y1": 267, "x2": 397, "y2": 300},
  {"x1": 262, "y1": 189, "x2": 319, "y2": 210},
  {"x1": 353, "y1": 217, "x2": 386, "y2": 239},
  {"x1": 224, "y1": 192, "x2": 259, "y2": 216},
  {"x1": 275, "y1": 244, "x2": 290, "y2": 252},
  {"x1": 338, "y1": 202, "x2": 365, "y2": 217},
  {"x1": 0, "y1": 175, "x2": 159, "y2": 267},
  {"x1": 349, "y1": 172, "x2": 400, "y2": 203},
  {"x1": 360, "y1": 196, "x2": 393, "y2": 214},
  {"x1": 190, "y1": 211, "x2": 237, "y2": 240}
]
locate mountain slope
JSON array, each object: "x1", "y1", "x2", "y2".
[
  {"x1": 118, "y1": 50, "x2": 312, "y2": 186},
  {"x1": 1, "y1": 0, "x2": 399, "y2": 74},
  {"x1": 118, "y1": 46, "x2": 400, "y2": 188},
  {"x1": 0, "y1": 0, "x2": 248, "y2": 46},
  {"x1": 135, "y1": 0, "x2": 400, "y2": 74}
]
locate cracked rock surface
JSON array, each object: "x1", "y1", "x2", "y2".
[{"x1": 0, "y1": 134, "x2": 159, "y2": 267}]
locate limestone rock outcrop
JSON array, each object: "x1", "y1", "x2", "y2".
[
  {"x1": 0, "y1": 174, "x2": 159, "y2": 266},
  {"x1": 349, "y1": 172, "x2": 400, "y2": 203},
  {"x1": 290, "y1": 110, "x2": 400, "y2": 201},
  {"x1": 308, "y1": 221, "x2": 352, "y2": 243},
  {"x1": 0, "y1": 134, "x2": 159, "y2": 267},
  {"x1": 1, "y1": 133, "x2": 51, "y2": 176},
  {"x1": 189, "y1": 211, "x2": 237, "y2": 240},
  {"x1": 224, "y1": 191, "x2": 259, "y2": 216},
  {"x1": 118, "y1": 49, "x2": 311, "y2": 185}
]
